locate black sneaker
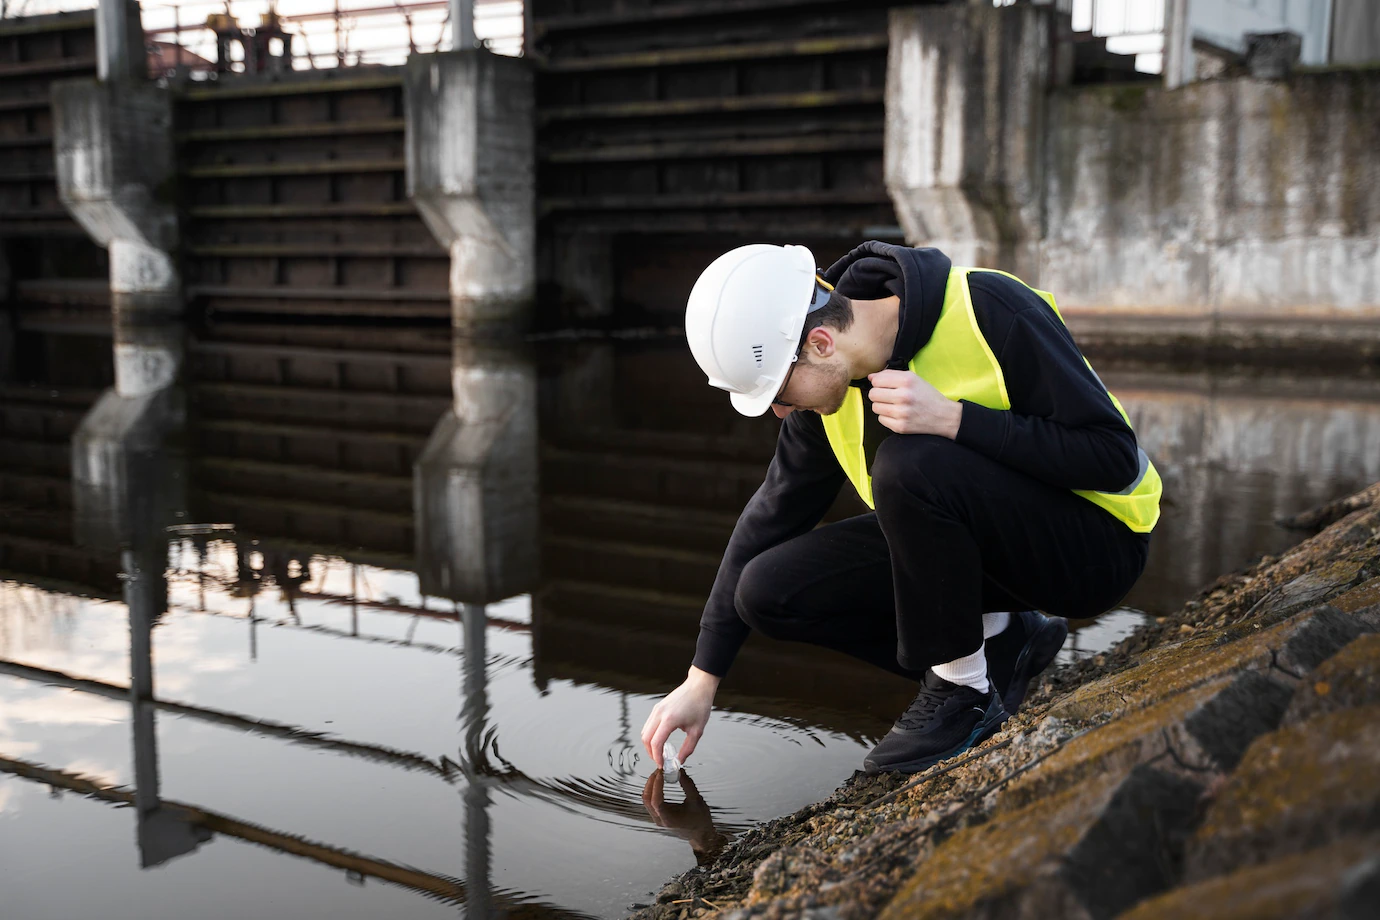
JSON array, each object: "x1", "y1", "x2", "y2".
[
  {"x1": 986, "y1": 610, "x2": 1069, "y2": 715},
  {"x1": 862, "y1": 671, "x2": 1008, "y2": 775}
]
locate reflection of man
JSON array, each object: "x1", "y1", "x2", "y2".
[
  {"x1": 642, "y1": 770, "x2": 730, "y2": 866},
  {"x1": 641, "y1": 242, "x2": 1159, "y2": 774}
]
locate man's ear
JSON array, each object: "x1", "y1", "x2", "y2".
[{"x1": 806, "y1": 326, "x2": 836, "y2": 359}]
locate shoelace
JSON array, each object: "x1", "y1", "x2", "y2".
[{"x1": 895, "y1": 682, "x2": 953, "y2": 730}]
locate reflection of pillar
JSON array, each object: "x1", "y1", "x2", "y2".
[
  {"x1": 404, "y1": 49, "x2": 534, "y2": 334},
  {"x1": 461, "y1": 602, "x2": 491, "y2": 919},
  {"x1": 449, "y1": 0, "x2": 476, "y2": 51},
  {"x1": 415, "y1": 339, "x2": 539, "y2": 605},
  {"x1": 71, "y1": 318, "x2": 186, "y2": 553},
  {"x1": 127, "y1": 541, "x2": 212, "y2": 867}
]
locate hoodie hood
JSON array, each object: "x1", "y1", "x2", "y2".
[{"x1": 821, "y1": 241, "x2": 952, "y2": 370}]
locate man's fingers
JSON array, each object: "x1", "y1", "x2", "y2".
[
  {"x1": 877, "y1": 414, "x2": 903, "y2": 432},
  {"x1": 649, "y1": 721, "x2": 674, "y2": 769},
  {"x1": 679, "y1": 727, "x2": 702, "y2": 764},
  {"x1": 868, "y1": 369, "x2": 910, "y2": 388},
  {"x1": 867, "y1": 386, "x2": 903, "y2": 404}
]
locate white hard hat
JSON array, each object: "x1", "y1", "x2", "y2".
[{"x1": 685, "y1": 243, "x2": 827, "y2": 417}]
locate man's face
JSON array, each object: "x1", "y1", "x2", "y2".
[{"x1": 769, "y1": 351, "x2": 851, "y2": 419}]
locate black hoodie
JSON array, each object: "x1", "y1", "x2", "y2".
[{"x1": 691, "y1": 242, "x2": 1143, "y2": 677}]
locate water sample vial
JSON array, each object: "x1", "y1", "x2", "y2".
[{"x1": 662, "y1": 740, "x2": 682, "y2": 779}]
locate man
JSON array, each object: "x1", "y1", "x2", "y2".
[{"x1": 641, "y1": 242, "x2": 1159, "y2": 775}]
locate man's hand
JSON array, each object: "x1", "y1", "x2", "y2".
[
  {"x1": 641, "y1": 666, "x2": 720, "y2": 768},
  {"x1": 867, "y1": 369, "x2": 963, "y2": 438}
]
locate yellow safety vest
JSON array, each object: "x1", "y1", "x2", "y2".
[{"x1": 820, "y1": 267, "x2": 1161, "y2": 533}]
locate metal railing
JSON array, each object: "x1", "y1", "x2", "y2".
[{"x1": 4, "y1": 0, "x2": 522, "y2": 76}]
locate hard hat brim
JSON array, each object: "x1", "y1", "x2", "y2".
[{"x1": 729, "y1": 386, "x2": 780, "y2": 418}]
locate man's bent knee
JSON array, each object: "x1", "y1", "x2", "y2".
[
  {"x1": 733, "y1": 554, "x2": 801, "y2": 642},
  {"x1": 870, "y1": 434, "x2": 972, "y2": 508}
]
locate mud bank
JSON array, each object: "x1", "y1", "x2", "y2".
[{"x1": 632, "y1": 482, "x2": 1380, "y2": 920}]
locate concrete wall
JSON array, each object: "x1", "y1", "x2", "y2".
[
  {"x1": 887, "y1": 3, "x2": 1380, "y2": 353},
  {"x1": 1044, "y1": 72, "x2": 1380, "y2": 319},
  {"x1": 1331, "y1": 0, "x2": 1380, "y2": 64}
]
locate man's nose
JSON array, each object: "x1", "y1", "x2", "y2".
[{"x1": 771, "y1": 404, "x2": 794, "y2": 419}]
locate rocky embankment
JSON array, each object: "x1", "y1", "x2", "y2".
[{"x1": 633, "y1": 483, "x2": 1380, "y2": 920}]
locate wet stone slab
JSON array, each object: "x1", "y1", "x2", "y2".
[
  {"x1": 876, "y1": 765, "x2": 1203, "y2": 920},
  {"x1": 1185, "y1": 703, "x2": 1380, "y2": 881},
  {"x1": 1047, "y1": 604, "x2": 1366, "y2": 723},
  {"x1": 1118, "y1": 835, "x2": 1380, "y2": 920},
  {"x1": 1283, "y1": 631, "x2": 1380, "y2": 725}
]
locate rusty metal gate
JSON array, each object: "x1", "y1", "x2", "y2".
[{"x1": 175, "y1": 70, "x2": 450, "y2": 321}]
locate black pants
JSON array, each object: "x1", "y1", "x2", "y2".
[{"x1": 732, "y1": 435, "x2": 1150, "y2": 679}]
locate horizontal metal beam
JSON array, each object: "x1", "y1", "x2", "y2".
[
  {"x1": 177, "y1": 74, "x2": 404, "y2": 102},
  {"x1": 188, "y1": 243, "x2": 445, "y2": 259},
  {"x1": 0, "y1": 753, "x2": 478, "y2": 907},
  {"x1": 188, "y1": 285, "x2": 448, "y2": 303},
  {"x1": 540, "y1": 188, "x2": 892, "y2": 214},
  {"x1": 191, "y1": 339, "x2": 450, "y2": 365},
  {"x1": 177, "y1": 118, "x2": 405, "y2": 144},
  {"x1": 0, "y1": 658, "x2": 451, "y2": 778},
  {"x1": 0, "y1": 56, "x2": 96, "y2": 78},
  {"x1": 542, "y1": 132, "x2": 882, "y2": 164},
  {"x1": 540, "y1": 32, "x2": 887, "y2": 72},
  {"x1": 184, "y1": 159, "x2": 405, "y2": 180},
  {"x1": 0, "y1": 95, "x2": 50, "y2": 112},
  {"x1": 538, "y1": 88, "x2": 884, "y2": 123},
  {"x1": 535, "y1": 0, "x2": 860, "y2": 35},
  {"x1": 0, "y1": 11, "x2": 94, "y2": 37},
  {"x1": 187, "y1": 203, "x2": 418, "y2": 219},
  {"x1": 0, "y1": 135, "x2": 53, "y2": 148},
  {"x1": 195, "y1": 417, "x2": 430, "y2": 448}
]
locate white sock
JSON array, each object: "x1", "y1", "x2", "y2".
[
  {"x1": 931, "y1": 646, "x2": 990, "y2": 693},
  {"x1": 982, "y1": 612, "x2": 1011, "y2": 639}
]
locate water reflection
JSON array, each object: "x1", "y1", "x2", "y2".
[{"x1": 2, "y1": 318, "x2": 1379, "y2": 918}]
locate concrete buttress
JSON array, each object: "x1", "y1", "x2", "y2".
[
  {"x1": 55, "y1": 0, "x2": 186, "y2": 552},
  {"x1": 405, "y1": 50, "x2": 536, "y2": 334},
  {"x1": 885, "y1": 2, "x2": 1062, "y2": 278}
]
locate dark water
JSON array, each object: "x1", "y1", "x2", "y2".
[{"x1": 2, "y1": 324, "x2": 1379, "y2": 919}]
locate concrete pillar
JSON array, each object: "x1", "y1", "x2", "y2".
[
  {"x1": 405, "y1": 50, "x2": 535, "y2": 335},
  {"x1": 884, "y1": 2, "x2": 1061, "y2": 277},
  {"x1": 52, "y1": 76, "x2": 180, "y2": 328},
  {"x1": 449, "y1": 0, "x2": 476, "y2": 51},
  {"x1": 414, "y1": 338, "x2": 538, "y2": 605},
  {"x1": 97, "y1": 0, "x2": 147, "y2": 83}
]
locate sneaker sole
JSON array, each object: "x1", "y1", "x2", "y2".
[
  {"x1": 1003, "y1": 616, "x2": 1069, "y2": 715},
  {"x1": 863, "y1": 702, "x2": 1009, "y2": 776}
]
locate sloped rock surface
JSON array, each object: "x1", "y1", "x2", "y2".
[{"x1": 629, "y1": 483, "x2": 1380, "y2": 920}]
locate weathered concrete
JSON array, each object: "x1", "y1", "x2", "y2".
[
  {"x1": 414, "y1": 339, "x2": 538, "y2": 604},
  {"x1": 95, "y1": 0, "x2": 146, "y2": 83},
  {"x1": 884, "y1": 3, "x2": 1065, "y2": 277},
  {"x1": 1185, "y1": 703, "x2": 1380, "y2": 880},
  {"x1": 405, "y1": 50, "x2": 535, "y2": 334},
  {"x1": 1119, "y1": 835, "x2": 1380, "y2": 920},
  {"x1": 51, "y1": 78, "x2": 179, "y2": 321},
  {"x1": 886, "y1": 3, "x2": 1380, "y2": 352}
]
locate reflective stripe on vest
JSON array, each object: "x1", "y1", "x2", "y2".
[{"x1": 819, "y1": 266, "x2": 1161, "y2": 534}]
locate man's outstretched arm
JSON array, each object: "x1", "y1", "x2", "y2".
[{"x1": 642, "y1": 411, "x2": 844, "y2": 766}]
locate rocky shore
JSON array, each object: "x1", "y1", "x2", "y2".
[{"x1": 632, "y1": 482, "x2": 1380, "y2": 920}]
